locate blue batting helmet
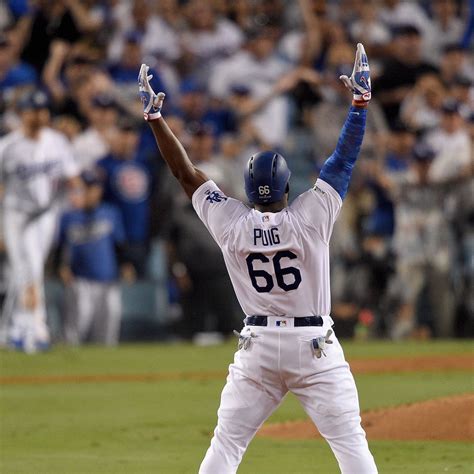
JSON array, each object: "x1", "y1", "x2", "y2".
[{"x1": 244, "y1": 151, "x2": 291, "y2": 204}]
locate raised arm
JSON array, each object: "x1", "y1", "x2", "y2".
[
  {"x1": 319, "y1": 43, "x2": 371, "y2": 199},
  {"x1": 138, "y1": 64, "x2": 208, "y2": 199}
]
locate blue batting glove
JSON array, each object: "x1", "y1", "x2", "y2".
[
  {"x1": 339, "y1": 43, "x2": 371, "y2": 105},
  {"x1": 138, "y1": 64, "x2": 165, "y2": 121}
]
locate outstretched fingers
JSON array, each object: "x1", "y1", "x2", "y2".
[
  {"x1": 139, "y1": 63, "x2": 154, "y2": 87},
  {"x1": 138, "y1": 63, "x2": 147, "y2": 84},
  {"x1": 356, "y1": 43, "x2": 369, "y2": 71}
]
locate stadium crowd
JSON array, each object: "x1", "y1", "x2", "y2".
[{"x1": 0, "y1": 0, "x2": 472, "y2": 348}]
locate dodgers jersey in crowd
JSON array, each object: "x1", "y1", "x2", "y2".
[
  {"x1": 192, "y1": 178, "x2": 342, "y2": 317},
  {"x1": 58, "y1": 203, "x2": 126, "y2": 282},
  {"x1": 0, "y1": 128, "x2": 78, "y2": 213}
]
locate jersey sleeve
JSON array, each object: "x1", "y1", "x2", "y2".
[
  {"x1": 191, "y1": 180, "x2": 248, "y2": 247},
  {"x1": 290, "y1": 178, "x2": 343, "y2": 244}
]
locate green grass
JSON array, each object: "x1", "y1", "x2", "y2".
[
  {"x1": 1, "y1": 341, "x2": 473, "y2": 473},
  {"x1": 1, "y1": 339, "x2": 472, "y2": 377}
]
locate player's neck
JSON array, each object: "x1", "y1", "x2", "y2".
[{"x1": 255, "y1": 198, "x2": 287, "y2": 213}]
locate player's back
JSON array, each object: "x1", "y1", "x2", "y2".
[{"x1": 192, "y1": 178, "x2": 342, "y2": 318}]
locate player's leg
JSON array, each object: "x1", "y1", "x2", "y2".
[
  {"x1": 9, "y1": 210, "x2": 59, "y2": 349},
  {"x1": 199, "y1": 331, "x2": 286, "y2": 474},
  {"x1": 3, "y1": 210, "x2": 33, "y2": 348},
  {"x1": 64, "y1": 279, "x2": 95, "y2": 345},
  {"x1": 390, "y1": 262, "x2": 424, "y2": 339},
  {"x1": 30, "y1": 211, "x2": 59, "y2": 346},
  {"x1": 291, "y1": 334, "x2": 377, "y2": 474},
  {"x1": 90, "y1": 282, "x2": 121, "y2": 345},
  {"x1": 63, "y1": 283, "x2": 80, "y2": 345}
]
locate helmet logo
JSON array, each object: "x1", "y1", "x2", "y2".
[{"x1": 258, "y1": 185, "x2": 271, "y2": 196}]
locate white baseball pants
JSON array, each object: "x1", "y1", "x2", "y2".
[
  {"x1": 199, "y1": 316, "x2": 377, "y2": 474},
  {"x1": 3, "y1": 208, "x2": 57, "y2": 350},
  {"x1": 64, "y1": 278, "x2": 121, "y2": 345}
]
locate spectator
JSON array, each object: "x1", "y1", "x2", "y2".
[
  {"x1": 400, "y1": 73, "x2": 446, "y2": 132},
  {"x1": 20, "y1": 1, "x2": 83, "y2": 74},
  {"x1": 73, "y1": 93, "x2": 119, "y2": 171},
  {"x1": 350, "y1": 1, "x2": 391, "y2": 51},
  {"x1": 438, "y1": 44, "x2": 472, "y2": 86},
  {"x1": 151, "y1": 0, "x2": 182, "y2": 63},
  {"x1": 41, "y1": 40, "x2": 99, "y2": 119},
  {"x1": 181, "y1": 1, "x2": 244, "y2": 72},
  {"x1": 58, "y1": 171, "x2": 127, "y2": 346},
  {"x1": 449, "y1": 76, "x2": 473, "y2": 118},
  {"x1": 363, "y1": 124, "x2": 416, "y2": 246},
  {"x1": 186, "y1": 126, "x2": 228, "y2": 187},
  {"x1": 425, "y1": 0, "x2": 465, "y2": 60},
  {"x1": 425, "y1": 100, "x2": 471, "y2": 183},
  {"x1": 210, "y1": 26, "x2": 291, "y2": 146},
  {"x1": 0, "y1": 32, "x2": 37, "y2": 95},
  {"x1": 176, "y1": 78, "x2": 236, "y2": 137},
  {"x1": 97, "y1": 119, "x2": 156, "y2": 277},
  {"x1": 374, "y1": 24, "x2": 438, "y2": 127},
  {"x1": 108, "y1": 0, "x2": 180, "y2": 64},
  {"x1": 386, "y1": 144, "x2": 455, "y2": 339},
  {"x1": 379, "y1": 0, "x2": 432, "y2": 39},
  {"x1": 381, "y1": 122, "x2": 417, "y2": 174},
  {"x1": 214, "y1": 133, "x2": 256, "y2": 201}
]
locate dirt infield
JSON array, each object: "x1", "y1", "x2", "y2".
[
  {"x1": 258, "y1": 393, "x2": 474, "y2": 441},
  {"x1": 348, "y1": 354, "x2": 473, "y2": 374},
  {"x1": 2, "y1": 353, "x2": 473, "y2": 441},
  {"x1": 0, "y1": 353, "x2": 472, "y2": 385}
]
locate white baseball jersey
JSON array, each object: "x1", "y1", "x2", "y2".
[
  {"x1": 0, "y1": 128, "x2": 78, "y2": 213},
  {"x1": 192, "y1": 178, "x2": 342, "y2": 317}
]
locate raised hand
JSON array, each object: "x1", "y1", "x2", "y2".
[
  {"x1": 339, "y1": 43, "x2": 371, "y2": 106},
  {"x1": 138, "y1": 64, "x2": 166, "y2": 121}
]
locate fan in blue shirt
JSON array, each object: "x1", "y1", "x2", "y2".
[
  {"x1": 97, "y1": 120, "x2": 155, "y2": 276},
  {"x1": 58, "y1": 173, "x2": 126, "y2": 282}
]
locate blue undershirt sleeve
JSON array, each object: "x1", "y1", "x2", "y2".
[{"x1": 318, "y1": 105, "x2": 367, "y2": 199}]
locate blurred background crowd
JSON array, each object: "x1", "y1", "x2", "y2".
[{"x1": 0, "y1": 0, "x2": 472, "y2": 346}]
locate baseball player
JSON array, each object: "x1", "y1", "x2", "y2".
[
  {"x1": 58, "y1": 171, "x2": 126, "y2": 346},
  {"x1": 0, "y1": 90, "x2": 80, "y2": 353},
  {"x1": 139, "y1": 43, "x2": 377, "y2": 473}
]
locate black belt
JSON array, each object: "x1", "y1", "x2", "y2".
[{"x1": 245, "y1": 316, "x2": 324, "y2": 327}]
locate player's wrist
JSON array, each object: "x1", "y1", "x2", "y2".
[
  {"x1": 352, "y1": 99, "x2": 369, "y2": 108},
  {"x1": 144, "y1": 110, "x2": 162, "y2": 121}
]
